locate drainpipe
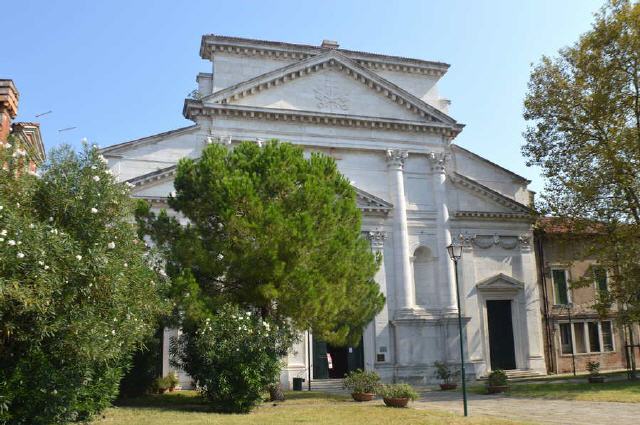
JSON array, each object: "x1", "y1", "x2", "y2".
[{"x1": 535, "y1": 231, "x2": 556, "y2": 374}]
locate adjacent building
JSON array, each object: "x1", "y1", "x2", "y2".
[
  {"x1": 0, "y1": 79, "x2": 45, "y2": 172},
  {"x1": 535, "y1": 218, "x2": 640, "y2": 374},
  {"x1": 102, "y1": 35, "x2": 548, "y2": 388}
]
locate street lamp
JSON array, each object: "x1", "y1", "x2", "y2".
[{"x1": 446, "y1": 242, "x2": 468, "y2": 417}]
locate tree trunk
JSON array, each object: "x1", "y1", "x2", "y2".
[{"x1": 268, "y1": 382, "x2": 285, "y2": 401}]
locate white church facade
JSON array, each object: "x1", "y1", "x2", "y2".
[{"x1": 102, "y1": 35, "x2": 547, "y2": 388}]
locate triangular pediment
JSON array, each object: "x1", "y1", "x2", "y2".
[
  {"x1": 450, "y1": 173, "x2": 532, "y2": 220},
  {"x1": 126, "y1": 164, "x2": 392, "y2": 215},
  {"x1": 201, "y1": 50, "x2": 459, "y2": 126},
  {"x1": 476, "y1": 273, "x2": 524, "y2": 292}
]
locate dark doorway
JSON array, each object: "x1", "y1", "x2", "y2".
[
  {"x1": 486, "y1": 300, "x2": 517, "y2": 370},
  {"x1": 312, "y1": 337, "x2": 364, "y2": 379}
]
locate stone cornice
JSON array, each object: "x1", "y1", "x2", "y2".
[
  {"x1": 185, "y1": 102, "x2": 460, "y2": 137},
  {"x1": 450, "y1": 172, "x2": 532, "y2": 214},
  {"x1": 200, "y1": 34, "x2": 450, "y2": 77},
  {"x1": 127, "y1": 165, "x2": 392, "y2": 215},
  {"x1": 198, "y1": 50, "x2": 461, "y2": 130},
  {"x1": 453, "y1": 211, "x2": 533, "y2": 221},
  {"x1": 126, "y1": 164, "x2": 177, "y2": 187},
  {"x1": 101, "y1": 125, "x2": 199, "y2": 155}
]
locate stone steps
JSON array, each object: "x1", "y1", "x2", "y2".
[{"x1": 309, "y1": 378, "x2": 347, "y2": 393}]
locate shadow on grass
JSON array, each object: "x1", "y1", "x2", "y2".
[{"x1": 114, "y1": 390, "x2": 350, "y2": 413}]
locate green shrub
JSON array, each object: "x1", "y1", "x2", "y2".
[
  {"x1": 171, "y1": 303, "x2": 287, "y2": 413},
  {"x1": 433, "y1": 361, "x2": 460, "y2": 384},
  {"x1": 342, "y1": 369, "x2": 381, "y2": 393},
  {"x1": 378, "y1": 383, "x2": 418, "y2": 400},
  {"x1": 0, "y1": 142, "x2": 167, "y2": 424},
  {"x1": 487, "y1": 369, "x2": 508, "y2": 387}
]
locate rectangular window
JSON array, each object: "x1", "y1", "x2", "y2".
[
  {"x1": 573, "y1": 322, "x2": 587, "y2": 353},
  {"x1": 602, "y1": 321, "x2": 614, "y2": 352},
  {"x1": 552, "y1": 269, "x2": 570, "y2": 305},
  {"x1": 594, "y1": 267, "x2": 608, "y2": 292},
  {"x1": 559, "y1": 323, "x2": 573, "y2": 354},
  {"x1": 588, "y1": 322, "x2": 601, "y2": 352}
]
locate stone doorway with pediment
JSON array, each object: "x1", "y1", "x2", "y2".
[{"x1": 476, "y1": 273, "x2": 525, "y2": 372}]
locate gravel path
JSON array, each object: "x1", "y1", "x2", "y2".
[{"x1": 415, "y1": 391, "x2": 640, "y2": 425}]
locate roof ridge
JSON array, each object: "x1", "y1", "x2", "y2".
[{"x1": 200, "y1": 34, "x2": 450, "y2": 70}]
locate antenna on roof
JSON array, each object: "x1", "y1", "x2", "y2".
[{"x1": 35, "y1": 110, "x2": 52, "y2": 118}]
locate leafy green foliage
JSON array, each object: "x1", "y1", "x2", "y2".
[
  {"x1": 523, "y1": 0, "x2": 640, "y2": 326},
  {"x1": 342, "y1": 369, "x2": 381, "y2": 394},
  {"x1": 433, "y1": 361, "x2": 460, "y2": 384},
  {"x1": 171, "y1": 304, "x2": 287, "y2": 413},
  {"x1": 135, "y1": 140, "x2": 384, "y2": 345},
  {"x1": 378, "y1": 384, "x2": 418, "y2": 400},
  {"x1": 487, "y1": 370, "x2": 508, "y2": 387},
  {"x1": 0, "y1": 141, "x2": 167, "y2": 424}
]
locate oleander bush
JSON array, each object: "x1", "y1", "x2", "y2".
[
  {"x1": 0, "y1": 141, "x2": 167, "y2": 424},
  {"x1": 170, "y1": 303, "x2": 290, "y2": 413}
]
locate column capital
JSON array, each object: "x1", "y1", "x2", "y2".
[
  {"x1": 366, "y1": 230, "x2": 387, "y2": 250},
  {"x1": 386, "y1": 149, "x2": 408, "y2": 169},
  {"x1": 427, "y1": 151, "x2": 449, "y2": 173}
]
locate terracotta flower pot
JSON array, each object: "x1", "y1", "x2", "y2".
[
  {"x1": 383, "y1": 397, "x2": 409, "y2": 408},
  {"x1": 588, "y1": 376, "x2": 605, "y2": 384},
  {"x1": 440, "y1": 383, "x2": 458, "y2": 391},
  {"x1": 351, "y1": 392, "x2": 375, "y2": 402},
  {"x1": 487, "y1": 385, "x2": 509, "y2": 394}
]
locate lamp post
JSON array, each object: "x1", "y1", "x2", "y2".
[{"x1": 446, "y1": 242, "x2": 468, "y2": 417}]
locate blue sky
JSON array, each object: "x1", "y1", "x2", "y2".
[{"x1": 4, "y1": 0, "x2": 603, "y2": 193}]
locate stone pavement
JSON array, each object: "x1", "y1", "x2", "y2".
[{"x1": 415, "y1": 390, "x2": 640, "y2": 425}]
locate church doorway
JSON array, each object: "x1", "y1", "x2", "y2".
[
  {"x1": 486, "y1": 300, "x2": 517, "y2": 370},
  {"x1": 312, "y1": 337, "x2": 364, "y2": 379}
]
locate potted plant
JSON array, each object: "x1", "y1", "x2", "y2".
[
  {"x1": 379, "y1": 383, "x2": 418, "y2": 408},
  {"x1": 486, "y1": 369, "x2": 509, "y2": 394},
  {"x1": 433, "y1": 361, "x2": 460, "y2": 390},
  {"x1": 165, "y1": 372, "x2": 180, "y2": 392},
  {"x1": 342, "y1": 369, "x2": 381, "y2": 401},
  {"x1": 587, "y1": 361, "x2": 605, "y2": 383},
  {"x1": 152, "y1": 376, "x2": 169, "y2": 394}
]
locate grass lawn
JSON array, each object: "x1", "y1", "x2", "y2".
[
  {"x1": 470, "y1": 379, "x2": 640, "y2": 403},
  {"x1": 92, "y1": 391, "x2": 523, "y2": 425}
]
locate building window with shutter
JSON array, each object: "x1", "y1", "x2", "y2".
[
  {"x1": 552, "y1": 269, "x2": 570, "y2": 305},
  {"x1": 593, "y1": 267, "x2": 608, "y2": 293},
  {"x1": 559, "y1": 323, "x2": 573, "y2": 354},
  {"x1": 601, "y1": 321, "x2": 614, "y2": 352}
]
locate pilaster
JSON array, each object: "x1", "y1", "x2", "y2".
[
  {"x1": 386, "y1": 149, "x2": 414, "y2": 315},
  {"x1": 365, "y1": 230, "x2": 392, "y2": 367},
  {"x1": 428, "y1": 152, "x2": 457, "y2": 313}
]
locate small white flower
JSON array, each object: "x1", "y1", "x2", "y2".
[
  {"x1": 0, "y1": 205, "x2": 3, "y2": 210},
  {"x1": 91, "y1": 165, "x2": 97, "y2": 170},
  {"x1": 92, "y1": 176, "x2": 100, "y2": 182},
  {"x1": 29, "y1": 223, "x2": 35, "y2": 229},
  {"x1": 44, "y1": 265, "x2": 50, "y2": 270},
  {"x1": 7, "y1": 240, "x2": 16, "y2": 246},
  {"x1": 38, "y1": 261, "x2": 44, "y2": 266},
  {"x1": 246, "y1": 311, "x2": 251, "y2": 316},
  {"x1": 107, "y1": 242, "x2": 116, "y2": 249},
  {"x1": 112, "y1": 330, "x2": 116, "y2": 335},
  {"x1": 76, "y1": 255, "x2": 82, "y2": 261},
  {"x1": 0, "y1": 238, "x2": 4, "y2": 242},
  {"x1": 16, "y1": 252, "x2": 24, "y2": 259},
  {"x1": 0, "y1": 229, "x2": 6, "y2": 236},
  {"x1": 52, "y1": 389, "x2": 57, "y2": 395},
  {"x1": 48, "y1": 217, "x2": 53, "y2": 222},
  {"x1": 91, "y1": 208, "x2": 98, "y2": 214},
  {"x1": 125, "y1": 182, "x2": 135, "y2": 188}
]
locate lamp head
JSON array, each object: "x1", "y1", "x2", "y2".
[{"x1": 447, "y1": 243, "x2": 463, "y2": 261}]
